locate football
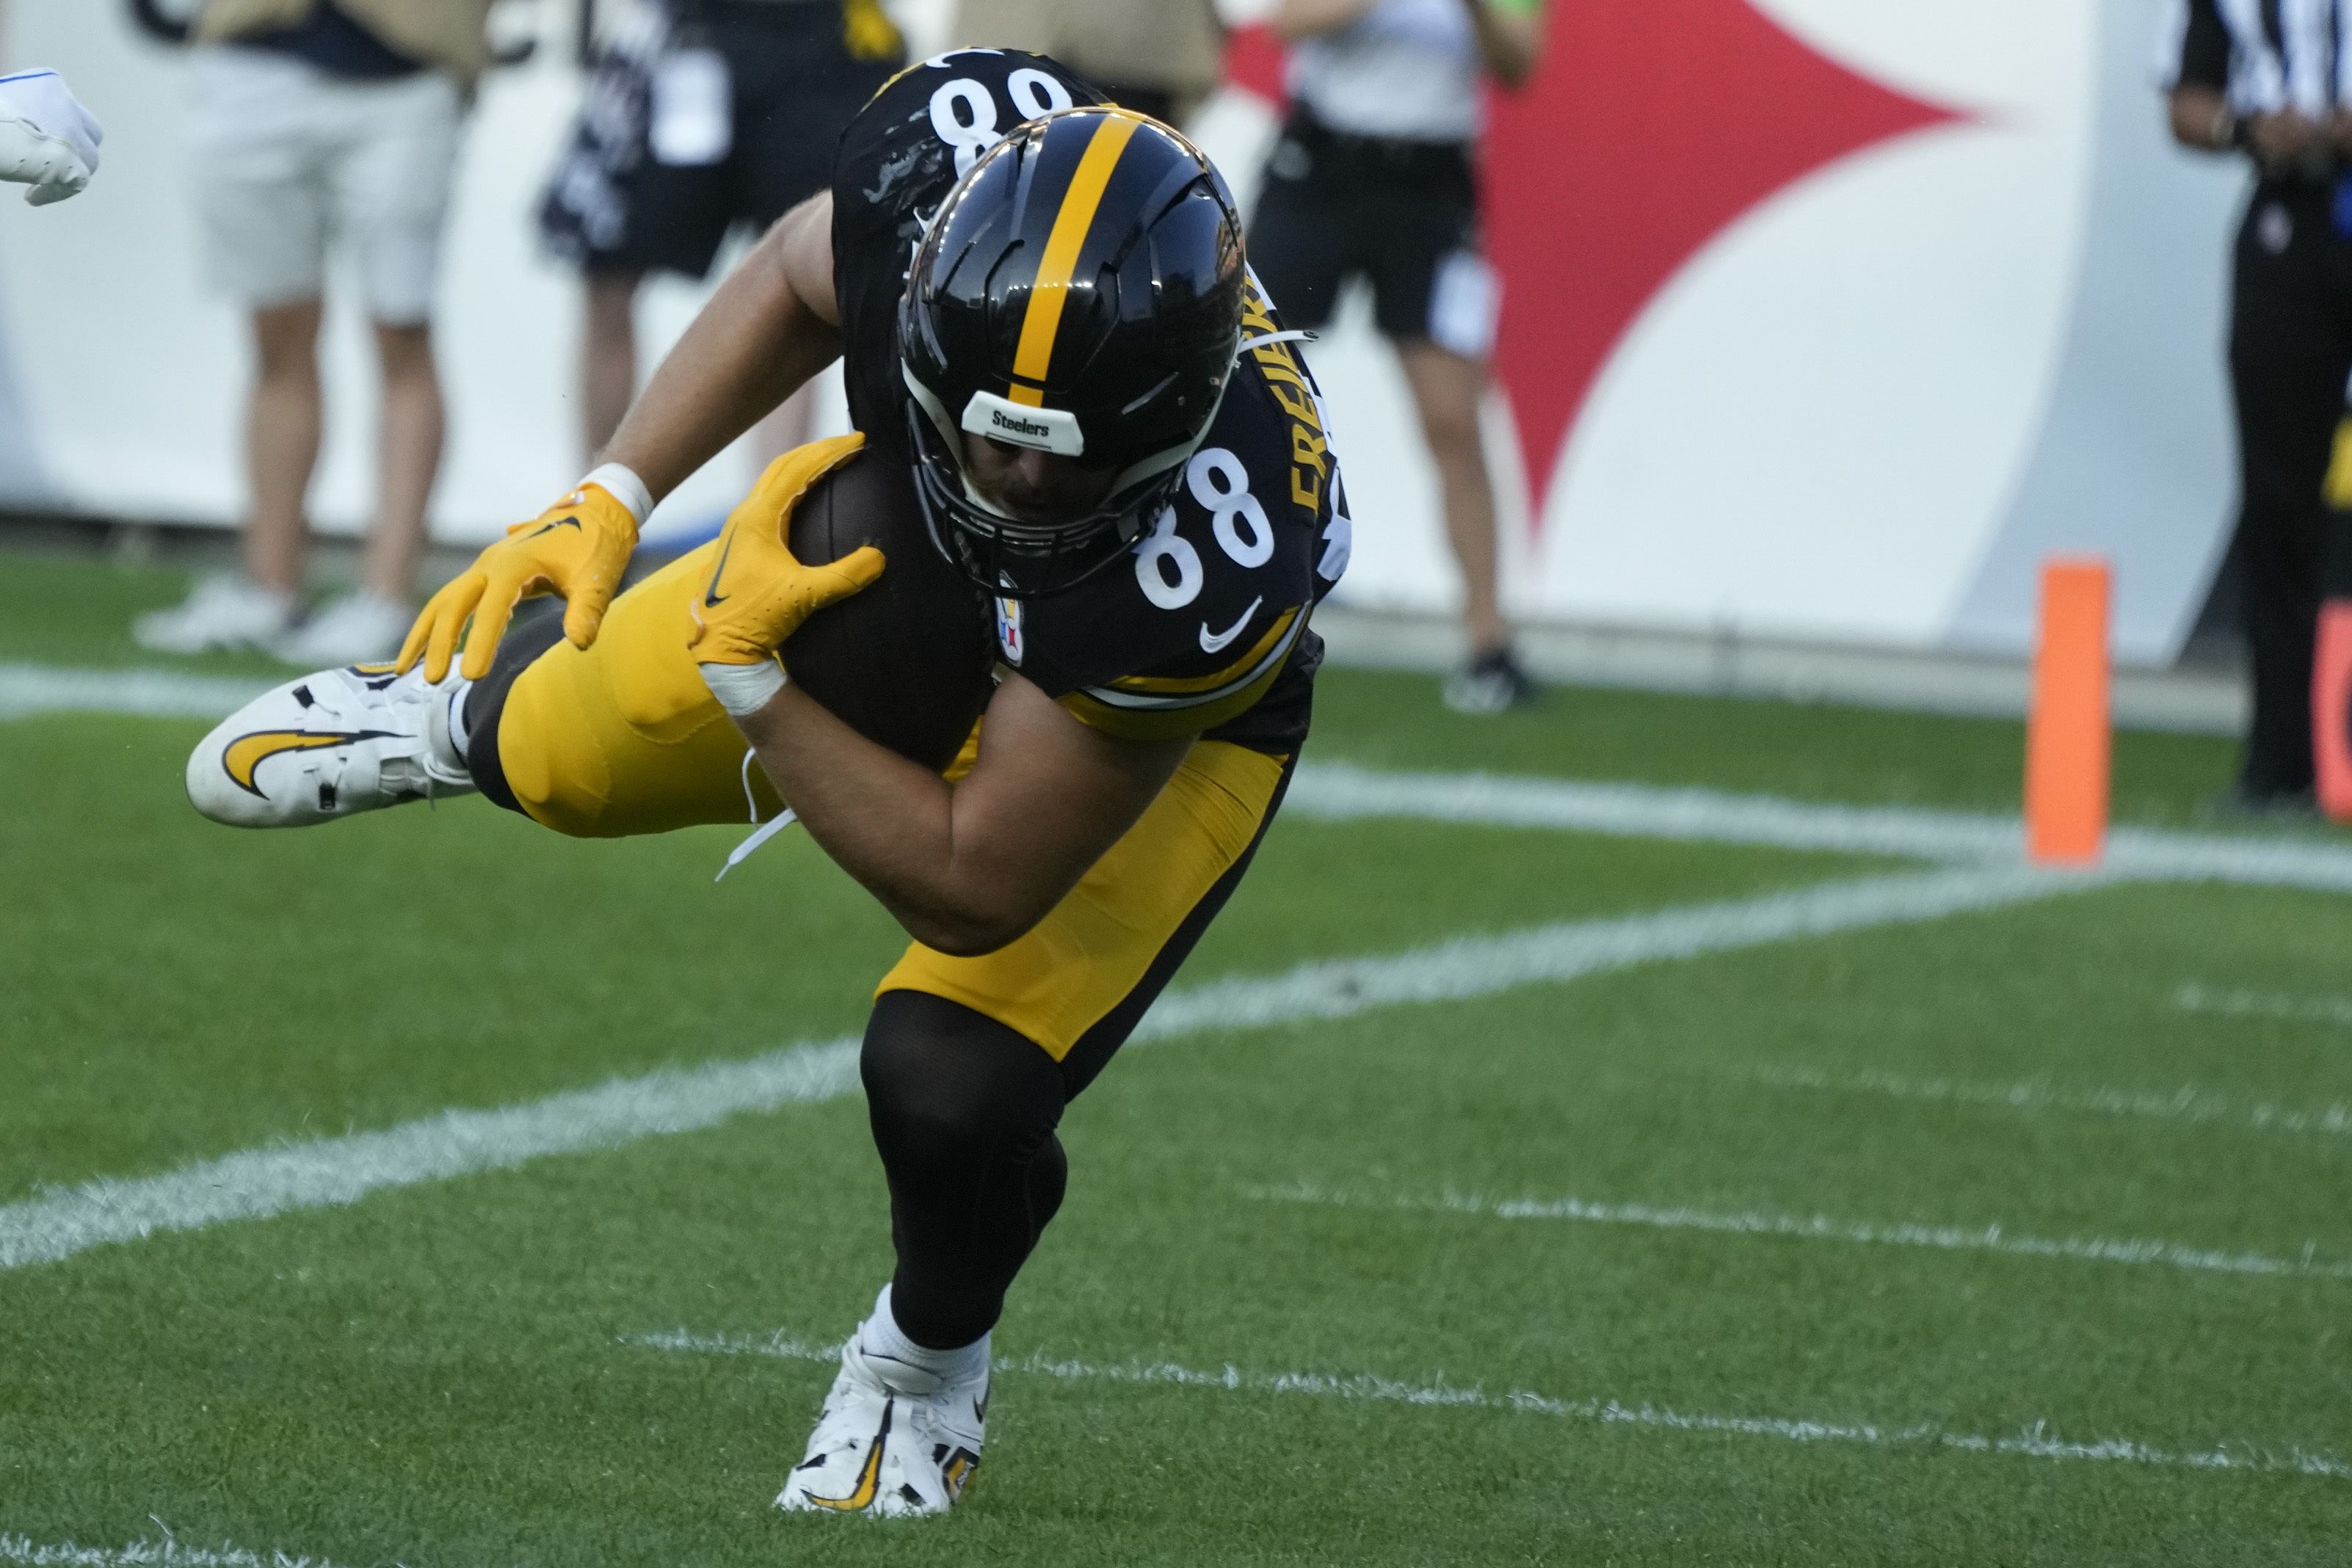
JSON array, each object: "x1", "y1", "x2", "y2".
[{"x1": 783, "y1": 450, "x2": 995, "y2": 774}]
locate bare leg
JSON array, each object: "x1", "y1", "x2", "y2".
[
  {"x1": 583, "y1": 269, "x2": 642, "y2": 464},
  {"x1": 245, "y1": 299, "x2": 325, "y2": 596},
  {"x1": 1396, "y1": 338, "x2": 1506, "y2": 656},
  {"x1": 750, "y1": 380, "x2": 818, "y2": 467},
  {"x1": 364, "y1": 319, "x2": 445, "y2": 602}
]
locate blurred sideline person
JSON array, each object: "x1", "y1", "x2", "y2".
[
  {"x1": 2160, "y1": 0, "x2": 2352, "y2": 811},
  {"x1": 950, "y1": 0, "x2": 1225, "y2": 128},
  {"x1": 0, "y1": 69, "x2": 104, "y2": 205},
  {"x1": 184, "y1": 58, "x2": 1345, "y2": 1515},
  {"x1": 1249, "y1": 0, "x2": 1542, "y2": 714},
  {"x1": 540, "y1": 0, "x2": 901, "y2": 469},
  {"x1": 128, "y1": 0, "x2": 490, "y2": 664}
]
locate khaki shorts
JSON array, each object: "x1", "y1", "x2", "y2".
[{"x1": 186, "y1": 48, "x2": 462, "y2": 323}]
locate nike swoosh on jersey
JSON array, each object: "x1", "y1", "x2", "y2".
[{"x1": 1199, "y1": 597, "x2": 1263, "y2": 655}]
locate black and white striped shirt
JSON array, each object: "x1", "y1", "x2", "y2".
[{"x1": 2157, "y1": 0, "x2": 2352, "y2": 115}]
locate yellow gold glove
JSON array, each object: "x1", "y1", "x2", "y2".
[
  {"x1": 696, "y1": 446, "x2": 889, "y2": 681},
  {"x1": 396, "y1": 473, "x2": 644, "y2": 685}
]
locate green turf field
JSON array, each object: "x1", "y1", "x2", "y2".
[{"x1": 4, "y1": 551, "x2": 2351, "y2": 1565}]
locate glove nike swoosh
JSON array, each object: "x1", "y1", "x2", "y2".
[{"x1": 703, "y1": 530, "x2": 738, "y2": 609}]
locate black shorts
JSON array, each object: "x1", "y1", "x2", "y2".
[
  {"x1": 576, "y1": 1, "x2": 898, "y2": 280},
  {"x1": 1246, "y1": 111, "x2": 1493, "y2": 356}
]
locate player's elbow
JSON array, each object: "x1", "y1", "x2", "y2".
[{"x1": 900, "y1": 896, "x2": 1049, "y2": 958}]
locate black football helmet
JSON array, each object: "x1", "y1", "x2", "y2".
[{"x1": 899, "y1": 106, "x2": 1246, "y2": 598}]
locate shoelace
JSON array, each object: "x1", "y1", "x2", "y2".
[{"x1": 715, "y1": 748, "x2": 796, "y2": 881}]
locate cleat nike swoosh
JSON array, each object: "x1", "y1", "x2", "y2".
[
  {"x1": 1199, "y1": 596, "x2": 1263, "y2": 655},
  {"x1": 703, "y1": 530, "x2": 738, "y2": 609},
  {"x1": 220, "y1": 729, "x2": 395, "y2": 796},
  {"x1": 804, "y1": 1399, "x2": 890, "y2": 1511}
]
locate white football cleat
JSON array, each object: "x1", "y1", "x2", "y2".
[
  {"x1": 186, "y1": 661, "x2": 475, "y2": 828},
  {"x1": 776, "y1": 1339, "x2": 987, "y2": 1518}
]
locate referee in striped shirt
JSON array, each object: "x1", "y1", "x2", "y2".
[{"x1": 2160, "y1": 0, "x2": 2352, "y2": 811}]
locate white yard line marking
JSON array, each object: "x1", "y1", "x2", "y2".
[
  {"x1": 0, "y1": 867, "x2": 2074, "y2": 1274},
  {"x1": 1248, "y1": 1184, "x2": 2351, "y2": 1282},
  {"x1": 0, "y1": 664, "x2": 271, "y2": 722},
  {"x1": 631, "y1": 1329, "x2": 2352, "y2": 1483},
  {"x1": 1287, "y1": 761, "x2": 2019, "y2": 862},
  {"x1": 10, "y1": 661, "x2": 2351, "y2": 892},
  {"x1": 2176, "y1": 981, "x2": 2352, "y2": 1028},
  {"x1": 1754, "y1": 1063, "x2": 2352, "y2": 1141},
  {"x1": 0, "y1": 1535, "x2": 345, "y2": 1567},
  {"x1": 1287, "y1": 762, "x2": 2352, "y2": 894},
  {"x1": 0, "y1": 1040, "x2": 861, "y2": 1271},
  {"x1": 1129, "y1": 865, "x2": 2072, "y2": 1042}
]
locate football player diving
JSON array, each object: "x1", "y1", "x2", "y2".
[{"x1": 185, "y1": 51, "x2": 1349, "y2": 1517}]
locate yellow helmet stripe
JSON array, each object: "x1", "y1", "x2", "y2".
[{"x1": 1007, "y1": 113, "x2": 1142, "y2": 407}]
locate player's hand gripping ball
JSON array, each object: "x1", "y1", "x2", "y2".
[
  {"x1": 688, "y1": 442, "x2": 885, "y2": 670},
  {"x1": 398, "y1": 480, "x2": 641, "y2": 684}
]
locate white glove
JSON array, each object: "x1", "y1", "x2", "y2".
[{"x1": 0, "y1": 69, "x2": 101, "y2": 206}]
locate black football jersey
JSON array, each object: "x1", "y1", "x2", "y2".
[{"x1": 827, "y1": 49, "x2": 1351, "y2": 754}]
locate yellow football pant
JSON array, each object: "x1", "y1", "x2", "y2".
[{"x1": 496, "y1": 548, "x2": 1287, "y2": 1061}]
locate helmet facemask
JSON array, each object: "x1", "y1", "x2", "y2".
[{"x1": 900, "y1": 369, "x2": 1222, "y2": 600}]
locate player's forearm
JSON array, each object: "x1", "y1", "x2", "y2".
[
  {"x1": 601, "y1": 228, "x2": 843, "y2": 502},
  {"x1": 734, "y1": 687, "x2": 1050, "y2": 957}
]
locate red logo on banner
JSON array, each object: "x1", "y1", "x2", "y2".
[{"x1": 1225, "y1": 3, "x2": 1960, "y2": 519}]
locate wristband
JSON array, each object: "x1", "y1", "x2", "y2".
[
  {"x1": 581, "y1": 462, "x2": 653, "y2": 526},
  {"x1": 700, "y1": 656, "x2": 788, "y2": 717}
]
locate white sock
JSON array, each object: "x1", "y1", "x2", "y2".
[
  {"x1": 440, "y1": 680, "x2": 475, "y2": 769},
  {"x1": 857, "y1": 1284, "x2": 990, "y2": 1384}
]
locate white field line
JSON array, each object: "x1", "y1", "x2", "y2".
[
  {"x1": 1288, "y1": 761, "x2": 2018, "y2": 861},
  {"x1": 1285, "y1": 761, "x2": 2352, "y2": 895},
  {"x1": 7, "y1": 658, "x2": 2351, "y2": 892},
  {"x1": 0, "y1": 866, "x2": 2069, "y2": 1274},
  {"x1": 0, "y1": 1040, "x2": 860, "y2": 1271},
  {"x1": 1247, "y1": 1183, "x2": 2351, "y2": 1283},
  {"x1": 0, "y1": 664, "x2": 270, "y2": 722},
  {"x1": 1128, "y1": 864, "x2": 2070, "y2": 1042},
  {"x1": 0, "y1": 1535, "x2": 344, "y2": 1567},
  {"x1": 1754, "y1": 1062, "x2": 2352, "y2": 1142},
  {"x1": 631, "y1": 1328, "x2": 2352, "y2": 1484},
  {"x1": 2176, "y1": 981, "x2": 2352, "y2": 1028}
]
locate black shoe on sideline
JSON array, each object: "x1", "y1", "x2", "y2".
[
  {"x1": 1442, "y1": 647, "x2": 1539, "y2": 716},
  {"x1": 2213, "y1": 780, "x2": 2320, "y2": 821}
]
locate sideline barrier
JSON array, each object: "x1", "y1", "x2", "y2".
[{"x1": 2026, "y1": 557, "x2": 2110, "y2": 867}]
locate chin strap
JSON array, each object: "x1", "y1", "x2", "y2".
[{"x1": 1236, "y1": 329, "x2": 1316, "y2": 355}]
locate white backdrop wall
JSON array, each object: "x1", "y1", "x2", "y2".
[{"x1": 0, "y1": 0, "x2": 2251, "y2": 661}]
